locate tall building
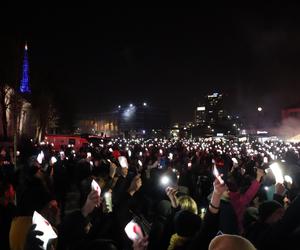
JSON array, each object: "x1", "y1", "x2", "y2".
[
  {"x1": 205, "y1": 93, "x2": 224, "y2": 124},
  {"x1": 19, "y1": 43, "x2": 31, "y2": 93},
  {"x1": 195, "y1": 106, "x2": 206, "y2": 125},
  {"x1": 195, "y1": 93, "x2": 224, "y2": 125}
]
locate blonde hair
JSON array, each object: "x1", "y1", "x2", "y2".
[
  {"x1": 177, "y1": 195, "x2": 198, "y2": 215},
  {"x1": 209, "y1": 234, "x2": 256, "y2": 250}
]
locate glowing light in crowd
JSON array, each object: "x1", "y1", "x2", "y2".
[
  {"x1": 269, "y1": 162, "x2": 284, "y2": 184},
  {"x1": 284, "y1": 175, "x2": 293, "y2": 184},
  {"x1": 32, "y1": 211, "x2": 57, "y2": 250},
  {"x1": 50, "y1": 157, "x2": 57, "y2": 164},
  {"x1": 161, "y1": 176, "x2": 170, "y2": 186},
  {"x1": 168, "y1": 153, "x2": 173, "y2": 160},
  {"x1": 91, "y1": 180, "x2": 101, "y2": 196},
  {"x1": 138, "y1": 160, "x2": 143, "y2": 167},
  {"x1": 143, "y1": 102, "x2": 147, "y2": 106},
  {"x1": 213, "y1": 165, "x2": 224, "y2": 185},
  {"x1": 118, "y1": 156, "x2": 129, "y2": 168},
  {"x1": 37, "y1": 151, "x2": 44, "y2": 164}
]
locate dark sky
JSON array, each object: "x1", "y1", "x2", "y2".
[{"x1": 2, "y1": 6, "x2": 300, "y2": 124}]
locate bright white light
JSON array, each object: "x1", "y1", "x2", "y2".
[
  {"x1": 269, "y1": 162, "x2": 284, "y2": 184},
  {"x1": 50, "y1": 157, "x2": 57, "y2": 164},
  {"x1": 159, "y1": 149, "x2": 163, "y2": 155},
  {"x1": 37, "y1": 151, "x2": 44, "y2": 164},
  {"x1": 264, "y1": 186, "x2": 269, "y2": 191},
  {"x1": 139, "y1": 151, "x2": 143, "y2": 157},
  {"x1": 168, "y1": 153, "x2": 173, "y2": 160},
  {"x1": 104, "y1": 192, "x2": 111, "y2": 199},
  {"x1": 213, "y1": 165, "x2": 224, "y2": 184},
  {"x1": 138, "y1": 160, "x2": 143, "y2": 167},
  {"x1": 172, "y1": 168, "x2": 176, "y2": 173},
  {"x1": 143, "y1": 102, "x2": 147, "y2": 106},
  {"x1": 232, "y1": 158, "x2": 238, "y2": 165},
  {"x1": 118, "y1": 156, "x2": 128, "y2": 168},
  {"x1": 118, "y1": 105, "x2": 121, "y2": 109},
  {"x1": 258, "y1": 107, "x2": 263, "y2": 112},
  {"x1": 129, "y1": 104, "x2": 133, "y2": 107},
  {"x1": 161, "y1": 176, "x2": 170, "y2": 186},
  {"x1": 284, "y1": 175, "x2": 293, "y2": 184},
  {"x1": 128, "y1": 149, "x2": 132, "y2": 157},
  {"x1": 197, "y1": 106, "x2": 205, "y2": 111}
]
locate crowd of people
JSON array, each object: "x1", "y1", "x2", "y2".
[{"x1": 1, "y1": 136, "x2": 300, "y2": 250}]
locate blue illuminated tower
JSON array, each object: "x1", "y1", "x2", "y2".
[{"x1": 19, "y1": 43, "x2": 31, "y2": 93}]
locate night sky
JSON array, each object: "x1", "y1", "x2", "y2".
[{"x1": 2, "y1": 6, "x2": 300, "y2": 125}]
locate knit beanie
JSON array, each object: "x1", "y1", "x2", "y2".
[{"x1": 173, "y1": 210, "x2": 201, "y2": 237}]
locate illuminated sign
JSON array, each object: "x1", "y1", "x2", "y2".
[{"x1": 197, "y1": 106, "x2": 206, "y2": 111}]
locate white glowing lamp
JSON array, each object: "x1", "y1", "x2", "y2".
[
  {"x1": 161, "y1": 176, "x2": 170, "y2": 186},
  {"x1": 269, "y1": 162, "x2": 284, "y2": 184},
  {"x1": 284, "y1": 175, "x2": 293, "y2": 184}
]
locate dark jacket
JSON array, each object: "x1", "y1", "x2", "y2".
[{"x1": 246, "y1": 195, "x2": 300, "y2": 250}]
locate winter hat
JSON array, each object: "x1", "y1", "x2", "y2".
[
  {"x1": 174, "y1": 210, "x2": 201, "y2": 237},
  {"x1": 258, "y1": 200, "x2": 283, "y2": 222},
  {"x1": 209, "y1": 234, "x2": 256, "y2": 250}
]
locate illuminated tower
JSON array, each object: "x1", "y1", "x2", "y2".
[{"x1": 19, "y1": 43, "x2": 31, "y2": 93}]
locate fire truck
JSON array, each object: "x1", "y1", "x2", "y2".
[
  {"x1": 44, "y1": 134, "x2": 89, "y2": 151},
  {"x1": 44, "y1": 134, "x2": 110, "y2": 151}
]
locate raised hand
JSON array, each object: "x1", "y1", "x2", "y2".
[
  {"x1": 133, "y1": 235, "x2": 149, "y2": 250},
  {"x1": 24, "y1": 224, "x2": 44, "y2": 250},
  {"x1": 165, "y1": 186, "x2": 178, "y2": 208},
  {"x1": 256, "y1": 168, "x2": 265, "y2": 182},
  {"x1": 128, "y1": 174, "x2": 142, "y2": 196},
  {"x1": 81, "y1": 190, "x2": 101, "y2": 217}
]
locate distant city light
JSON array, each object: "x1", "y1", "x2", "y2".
[
  {"x1": 118, "y1": 105, "x2": 121, "y2": 109},
  {"x1": 197, "y1": 106, "x2": 205, "y2": 111},
  {"x1": 143, "y1": 102, "x2": 147, "y2": 106},
  {"x1": 129, "y1": 104, "x2": 133, "y2": 107},
  {"x1": 258, "y1": 107, "x2": 263, "y2": 112}
]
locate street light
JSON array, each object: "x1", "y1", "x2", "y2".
[
  {"x1": 257, "y1": 107, "x2": 263, "y2": 112},
  {"x1": 143, "y1": 102, "x2": 147, "y2": 107}
]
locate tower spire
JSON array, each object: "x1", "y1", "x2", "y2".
[{"x1": 19, "y1": 42, "x2": 31, "y2": 93}]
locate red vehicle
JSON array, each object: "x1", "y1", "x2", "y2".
[{"x1": 44, "y1": 134, "x2": 89, "y2": 151}]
